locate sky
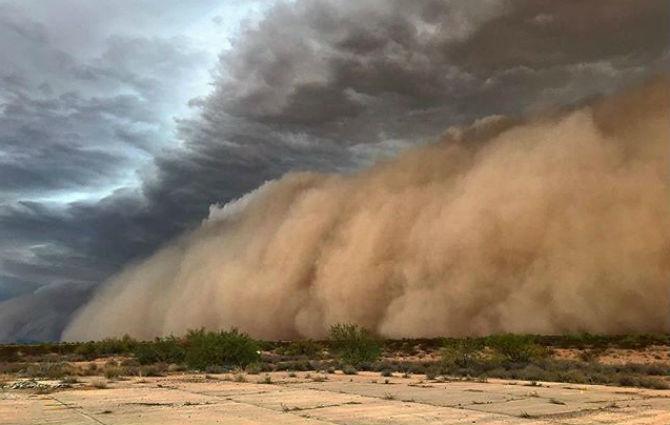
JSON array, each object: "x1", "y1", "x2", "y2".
[{"x1": 0, "y1": 0, "x2": 668, "y2": 342}]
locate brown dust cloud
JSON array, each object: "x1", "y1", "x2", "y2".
[{"x1": 63, "y1": 77, "x2": 670, "y2": 341}]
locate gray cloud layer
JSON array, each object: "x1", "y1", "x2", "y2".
[{"x1": 1, "y1": 0, "x2": 668, "y2": 341}]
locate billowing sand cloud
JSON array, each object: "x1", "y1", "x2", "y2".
[{"x1": 63, "y1": 78, "x2": 670, "y2": 341}]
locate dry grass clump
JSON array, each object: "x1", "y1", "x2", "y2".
[{"x1": 91, "y1": 378, "x2": 108, "y2": 389}]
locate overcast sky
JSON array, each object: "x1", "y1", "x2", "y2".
[{"x1": 0, "y1": 0, "x2": 668, "y2": 342}]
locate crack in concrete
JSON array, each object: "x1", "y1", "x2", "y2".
[
  {"x1": 50, "y1": 396, "x2": 108, "y2": 425},
  {"x1": 155, "y1": 382, "x2": 342, "y2": 424},
  {"x1": 280, "y1": 400, "x2": 363, "y2": 412}
]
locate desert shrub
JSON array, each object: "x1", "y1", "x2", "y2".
[
  {"x1": 133, "y1": 336, "x2": 185, "y2": 365},
  {"x1": 425, "y1": 366, "x2": 439, "y2": 380},
  {"x1": 204, "y1": 364, "x2": 226, "y2": 374},
  {"x1": 74, "y1": 335, "x2": 137, "y2": 360},
  {"x1": 83, "y1": 363, "x2": 98, "y2": 375},
  {"x1": 74, "y1": 342, "x2": 99, "y2": 360},
  {"x1": 167, "y1": 363, "x2": 186, "y2": 372},
  {"x1": 275, "y1": 360, "x2": 313, "y2": 371},
  {"x1": 342, "y1": 365, "x2": 358, "y2": 375},
  {"x1": 411, "y1": 363, "x2": 428, "y2": 374},
  {"x1": 617, "y1": 375, "x2": 637, "y2": 387},
  {"x1": 485, "y1": 334, "x2": 547, "y2": 363},
  {"x1": 282, "y1": 340, "x2": 321, "y2": 357},
  {"x1": 139, "y1": 364, "x2": 165, "y2": 377},
  {"x1": 514, "y1": 364, "x2": 546, "y2": 382},
  {"x1": 636, "y1": 376, "x2": 670, "y2": 390},
  {"x1": 578, "y1": 347, "x2": 606, "y2": 362},
  {"x1": 21, "y1": 362, "x2": 74, "y2": 379},
  {"x1": 91, "y1": 378, "x2": 107, "y2": 389},
  {"x1": 60, "y1": 376, "x2": 79, "y2": 384},
  {"x1": 96, "y1": 335, "x2": 137, "y2": 355},
  {"x1": 441, "y1": 338, "x2": 485, "y2": 368},
  {"x1": 357, "y1": 361, "x2": 374, "y2": 371},
  {"x1": 381, "y1": 369, "x2": 393, "y2": 377},
  {"x1": 556, "y1": 369, "x2": 588, "y2": 384},
  {"x1": 119, "y1": 358, "x2": 139, "y2": 367},
  {"x1": 0, "y1": 362, "x2": 27, "y2": 375},
  {"x1": 184, "y1": 329, "x2": 260, "y2": 370},
  {"x1": 536, "y1": 333, "x2": 669, "y2": 349},
  {"x1": 245, "y1": 362, "x2": 263, "y2": 374},
  {"x1": 103, "y1": 366, "x2": 125, "y2": 380},
  {"x1": 329, "y1": 323, "x2": 381, "y2": 365},
  {"x1": 312, "y1": 374, "x2": 328, "y2": 382},
  {"x1": 0, "y1": 347, "x2": 20, "y2": 362}
]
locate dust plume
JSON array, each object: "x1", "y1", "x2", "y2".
[{"x1": 63, "y1": 78, "x2": 670, "y2": 341}]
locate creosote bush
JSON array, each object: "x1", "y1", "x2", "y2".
[
  {"x1": 184, "y1": 328, "x2": 260, "y2": 370},
  {"x1": 485, "y1": 334, "x2": 547, "y2": 363},
  {"x1": 281, "y1": 339, "x2": 321, "y2": 357},
  {"x1": 133, "y1": 336, "x2": 185, "y2": 365},
  {"x1": 441, "y1": 338, "x2": 484, "y2": 368},
  {"x1": 329, "y1": 323, "x2": 381, "y2": 365},
  {"x1": 74, "y1": 335, "x2": 137, "y2": 360}
]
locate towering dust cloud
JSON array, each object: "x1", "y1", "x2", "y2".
[{"x1": 63, "y1": 78, "x2": 670, "y2": 341}]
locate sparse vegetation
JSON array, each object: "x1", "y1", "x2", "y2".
[
  {"x1": 103, "y1": 365, "x2": 124, "y2": 380},
  {"x1": 329, "y1": 323, "x2": 381, "y2": 365},
  {"x1": 184, "y1": 328, "x2": 260, "y2": 370},
  {"x1": 60, "y1": 376, "x2": 79, "y2": 384},
  {"x1": 75, "y1": 335, "x2": 138, "y2": 360},
  {"x1": 133, "y1": 336, "x2": 185, "y2": 365},
  {"x1": 484, "y1": 334, "x2": 547, "y2": 363},
  {"x1": 0, "y1": 331, "x2": 667, "y2": 391},
  {"x1": 245, "y1": 362, "x2": 263, "y2": 374},
  {"x1": 280, "y1": 339, "x2": 321, "y2": 357},
  {"x1": 342, "y1": 365, "x2": 358, "y2": 375},
  {"x1": 91, "y1": 378, "x2": 108, "y2": 389},
  {"x1": 20, "y1": 362, "x2": 75, "y2": 379}
]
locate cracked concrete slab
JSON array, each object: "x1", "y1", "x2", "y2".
[{"x1": 1, "y1": 373, "x2": 668, "y2": 424}]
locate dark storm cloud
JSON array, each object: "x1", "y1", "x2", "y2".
[
  {"x1": 0, "y1": 2, "x2": 210, "y2": 199},
  {"x1": 0, "y1": 0, "x2": 668, "y2": 341},
  {"x1": 451, "y1": 0, "x2": 670, "y2": 72},
  {"x1": 205, "y1": 0, "x2": 668, "y2": 150},
  {"x1": 0, "y1": 282, "x2": 92, "y2": 342},
  {"x1": 0, "y1": 0, "x2": 218, "y2": 341}
]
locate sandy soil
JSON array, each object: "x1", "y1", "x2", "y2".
[{"x1": 1, "y1": 371, "x2": 669, "y2": 424}]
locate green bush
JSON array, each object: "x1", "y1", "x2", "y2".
[
  {"x1": 441, "y1": 338, "x2": 484, "y2": 368},
  {"x1": 282, "y1": 340, "x2": 321, "y2": 357},
  {"x1": 74, "y1": 335, "x2": 137, "y2": 360},
  {"x1": 485, "y1": 334, "x2": 546, "y2": 363},
  {"x1": 184, "y1": 329, "x2": 260, "y2": 370},
  {"x1": 133, "y1": 336, "x2": 185, "y2": 365},
  {"x1": 245, "y1": 362, "x2": 263, "y2": 375},
  {"x1": 329, "y1": 323, "x2": 381, "y2": 365}
]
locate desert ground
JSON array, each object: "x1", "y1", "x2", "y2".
[
  {"x1": 1, "y1": 333, "x2": 669, "y2": 424},
  {"x1": 2, "y1": 371, "x2": 670, "y2": 425}
]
